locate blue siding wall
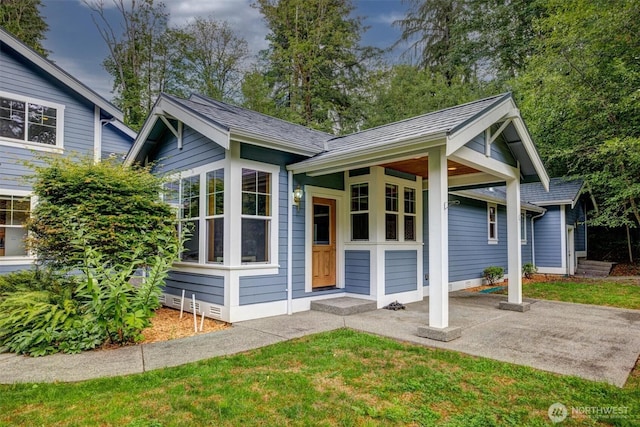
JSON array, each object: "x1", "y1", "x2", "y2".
[
  {"x1": 0, "y1": 48, "x2": 101, "y2": 191},
  {"x1": 566, "y1": 201, "x2": 586, "y2": 252},
  {"x1": 164, "y1": 271, "x2": 224, "y2": 305},
  {"x1": 151, "y1": 126, "x2": 225, "y2": 174},
  {"x1": 345, "y1": 250, "x2": 370, "y2": 295},
  {"x1": 101, "y1": 123, "x2": 133, "y2": 159},
  {"x1": 522, "y1": 214, "x2": 534, "y2": 265},
  {"x1": 448, "y1": 197, "x2": 508, "y2": 281},
  {"x1": 534, "y1": 206, "x2": 562, "y2": 267},
  {"x1": 385, "y1": 250, "x2": 418, "y2": 294},
  {"x1": 239, "y1": 168, "x2": 289, "y2": 305}
]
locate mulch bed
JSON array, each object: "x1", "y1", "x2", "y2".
[{"x1": 141, "y1": 307, "x2": 230, "y2": 344}]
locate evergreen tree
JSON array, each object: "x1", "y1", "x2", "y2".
[{"x1": 0, "y1": 0, "x2": 48, "y2": 56}]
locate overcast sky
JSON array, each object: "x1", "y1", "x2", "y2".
[{"x1": 41, "y1": 0, "x2": 408, "y2": 101}]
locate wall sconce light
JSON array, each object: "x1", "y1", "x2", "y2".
[{"x1": 293, "y1": 185, "x2": 304, "y2": 210}]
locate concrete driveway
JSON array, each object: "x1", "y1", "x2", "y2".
[{"x1": 338, "y1": 292, "x2": 640, "y2": 387}]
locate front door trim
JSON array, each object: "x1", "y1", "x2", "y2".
[{"x1": 304, "y1": 185, "x2": 345, "y2": 293}]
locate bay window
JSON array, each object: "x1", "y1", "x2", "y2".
[
  {"x1": 350, "y1": 183, "x2": 369, "y2": 241},
  {"x1": 404, "y1": 188, "x2": 416, "y2": 241},
  {"x1": 385, "y1": 183, "x2": 398, "y2": 240},
  {"x1": 0, "y1": 194, "x2": 30, "y2": 258}
]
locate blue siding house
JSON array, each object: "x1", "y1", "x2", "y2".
[
  {"x1": 0, "y1": 27, "x2": 135, "y2": 273},
  {"x1": 127, "y1": 91, "x2": 556, "y2": 340}
]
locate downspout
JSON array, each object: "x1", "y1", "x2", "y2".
[
  {"x1": 531, "y1": 211, "x2": 545, "y2": 266},
  {"x1": 287, "y1": 170, "x2": 294, "y2": 315}
]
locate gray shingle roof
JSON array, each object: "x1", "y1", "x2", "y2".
[
  {"x1": 171, "y1": 94, "x2": 331, "y2": 152},
  {"x1": 454, "y1": 187, "x2": 544, "y2": 212},
  {"x1": 458, "y1": 177, "x2": 584, "y2": 208},
  {"x1": 324, "y1": 93, "x2": 510, "y2": 152},
  {"x1": 520, "y1": 177, "x2": 584, "y2": 205}
]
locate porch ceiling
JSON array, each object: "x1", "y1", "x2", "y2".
[{"x1": 380, "y1": 158, "x2": 480, "y2": 178}]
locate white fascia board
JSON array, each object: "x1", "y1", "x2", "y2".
[
  {"x1": 450, "y1": 190, "x2": 546, "y2": 213},
  {"x1": 0, "y1": 29, "x2": 123, "y2": 120},
  {"x1": 527, "y1": 200, "x2": 575, "y2": 207},
  {"x1": 446, "y1": 98, "x2": 517, "y2": 157},
  {"x1": 109, "y1": 119, "x2": 137, "y2": 139},
  {"x1": 230, "y1": 130, "x2": 320, "y2": 157},
  {"x1": 510, "y1": 118, "x2": 549, "y2": 191},
  {"x1": 288, "y1": 133, "x2": 447, "y2": 176},
  {"x1": 450, "y1": 146, "x2": 519, "y2": 181}
]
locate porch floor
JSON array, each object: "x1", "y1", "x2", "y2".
[{"x1": 310, "y1": 297, "x2": 377, "y2": 316}]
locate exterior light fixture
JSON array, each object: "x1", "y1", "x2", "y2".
[{"x1": 293, "y1": 185, "x2": 304, "y2": 210}]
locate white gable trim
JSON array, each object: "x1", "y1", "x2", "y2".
[{"x1": 124, "y1": 95, "x2": 230, "y2": 165}]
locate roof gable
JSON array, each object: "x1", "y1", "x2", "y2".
[{"x1": 0, "y1": 27, "x2": 123, "y2": 120}]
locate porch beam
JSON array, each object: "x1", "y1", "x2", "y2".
[
  {"x1": 450, "y1": 146, "x2": 520, "y2": 181},
  {"x1": 417, "y1": 147, "x2": 461, "y2": 341}
]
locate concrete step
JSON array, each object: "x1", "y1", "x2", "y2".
[
  {"x1": 577, "y1": 259, "x2": 614, "y2": 268},
  {"x1": 575, "y1": 268, "x2": 610, "y2": 277},
  {"x1": 310, "y1": 297, "x2": 377, "y2": 316}
]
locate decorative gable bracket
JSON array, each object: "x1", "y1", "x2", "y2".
[{"x1": 159, "y1": 115, "x2": 183, "y2": 150}]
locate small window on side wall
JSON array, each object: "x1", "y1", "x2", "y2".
[{"x1": 488, "y1": 203, "x2": 498, "y2": 243}]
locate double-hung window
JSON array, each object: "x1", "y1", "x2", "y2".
[
  {"x1": 0, "y1": 194, "x2": 31, "y2": 258},
  {"x1": 350, "y1": 183, "x2": 369, "y2": 241},
  {"x1": 168, "y1": 167, "x2": 225, "y2": 264},
  {"x1": 404, "y1": 188, "x2": 416, "y2": 241},
  {"x1": 241, "y1": 168, "x2": 271, "y2": 263},
  {"x1": 488, "y1": 203, "x2": 498, "y2": 243},
  {"x1": 0, "y1": 92, "x2": 63, "y2": 149},
  {"x1": 385, "y1": 183, "x2": 398, "y2": 240}
]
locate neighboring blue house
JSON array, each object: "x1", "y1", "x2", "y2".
[
  {"x1": 0, "y1": 27, "x2": 135, "y2": 273},
  {"x1": 126, "y1": 91, "x2": 553, "y2": 339}
]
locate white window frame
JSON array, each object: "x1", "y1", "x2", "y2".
[
  {"x1": 488, "y1": 203, "x2": 498, "y2": 244},
  {"x1": 240, "y1": 167, "x2": 274, "y2": 264},
  {"x1": 403, "y1": 187, "x2": 417, "y2": 242},
  {"x1": 521, "y1": 211, "x2": 527, "y2": 244},
  {"x1": 384, "y1": 183, "x2": 399, "y2": 241},
  {"x1": 165, "y1": 160, "x2": 225, "y2": 266},
  {"x1": 0, "y1": 189, "x2": 36, "y2": 265},
  {"x1": 0, "y1": 90, "x2": 65, "y2": 153},
  {"x1": 383, "y1": 175, "x2": 421, "y2": 243},
  {"x1": 350, "y1": 181, "x2": 370, "y2": 241}
]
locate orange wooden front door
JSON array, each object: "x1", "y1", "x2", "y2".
[{"x1": 312, "y1": 197, "x2": 336, "y2": 288}]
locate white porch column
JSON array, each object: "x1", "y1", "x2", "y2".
[
  {"x1": 500, "y1": 178, "x2": 531, "y2": 312},
  {"x1": 418, "y1": 146, "x2": 461, "y2": 341}
]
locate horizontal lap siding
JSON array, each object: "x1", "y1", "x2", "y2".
[
  {"x1": 385, "y1": 250, "x2": 417, "y2": 294},
  {"x1": 164, "y1": 271, "x2": 224, "y2": 305},
  {"x1": 534, "y1": 206, "x2": 562, "y2": 267},
  {"x1": 239, "y1": 168, "x2": 288, "y2": 305},
  {"x1": 0, "y1": 49, "x2": 100, "y2": 190},
  {"x1": 345, "y1": 250, "x2": 370, "y2": 295},
  {"x1": 151, "y1": 127, "x2": 225, "y2": 173},
  {"x1": 0, "y1": 264, "x2": 34, "y2": 274},
  {"x1": 464, "y1": 132, "x2": 516, "y2": 166},
  {"x1": 448, "y1": 197, "x2": 508, "y2": 281},
  {"x1": 101, "y1": 124, "x2": 132, "y2": 159}
]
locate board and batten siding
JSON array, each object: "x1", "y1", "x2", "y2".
[
  {"x1": 239, "y1": 168, "x2": 289, "y2": 305},
  {"x1": 163, "y1": 271, "x2": 224, "y2": 305},
  {"x1": 150, "y1": 126, "x2": 225, "y2": 174},
  {"x1": 345, "y1": 250, "x2": 370, "y2": 295},
  {"x1": 385, "y1": 250, "x2": 418, "y2": 294},
  {"x1": 533, "y1": 206, "x2": 562, "y2": 267}
]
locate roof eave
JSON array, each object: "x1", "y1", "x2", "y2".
[
  {"x1": 0, "y1": 28, "x2": 123, "y2": 121},
  {"x1": 451, "y1": 190, "x2": 546, "y2": 213},
  {"x1": 230, "y1": 129, "x2": 321, "y2": 157}
]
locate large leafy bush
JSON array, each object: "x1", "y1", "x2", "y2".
[{"x1": 0, "y1": 156, "x2": 180, "y2": 356}]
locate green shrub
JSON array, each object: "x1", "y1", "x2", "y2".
[
  {"x1": 483, "y1": 266, "x2": 504, "y2": 285},
  {"x1": 522, "y1": 263, "x2": 538, "y2": 279}
]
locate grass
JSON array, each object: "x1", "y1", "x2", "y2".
[
  {"x1": 501, "y1": 279, "x2": 640, "y2": 310},
  {"x1": 1, "y1": 329, "x2": 639, "y2": 426}
]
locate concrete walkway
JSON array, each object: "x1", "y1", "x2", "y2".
[{"x1": 1, "y1": 292, "x2": 639, "y2": 387}]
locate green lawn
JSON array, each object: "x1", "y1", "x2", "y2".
[
  {"x1": 511, "y1": 280, "x2": 640, "y2": 310},
  {"x1": 1, "y1": 329, "x2": 638, "y2": 426}
]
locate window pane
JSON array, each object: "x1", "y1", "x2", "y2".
[
  {"x1": 257, "y1": 194, "x2": 270, "y2": 216},
  {"x1": 182, "y1": 176, "x2": 200, "y2": 219},
  {"x1": 385, "y1": 184, "x2": 398, "y2": 212},
  {"x1": 351, "y1": 213, "x2": 369, "y2": 240},
  {"x1": 0, "y1": 226, "x2": 27, "y2": 257},
  {"x1": 207, "y1": 218, "x2": 224, "y2": 263},
  {"x1": 28, "y1": 123, "x2": 56, "y2": 144},
  {"x1": 351, "y1": 183, "x2": 368, "y2": 212},
  {"x1": 242, "y1": 193, "x2": 256, "y2": 215},
  {"x1": 386, "y1": 213, "x2": 398, "y2": 240},
  {"x1": 242, "y1": 169, "x2": 256, "y2": 192},
  {"x1": 242, "y1": 218, "x2": 269, "y2": 262},
  {"x1": 313, "y1": 204, "x2": 330, "y2": 245},
  {"x1": 257, "y1": 171, "x2": 270, "y2": 194},
  {"x1": 404, "y1": 188, "x2": 416, "y2": 214},
  {"x1": 207, "y1": 169, "x2": 224, "y2": 216},
  {"x1": 405, "y1": 216, "x2": 416, "y2": 241},
  {"x1": 0, "y1": 98, "x2": 25, "y2": 140},
  {"x1": 181, "y1": 220, "x2": 200, "y2": 262},
  {"x1": 164, "y1": 181, "x2": 179, "y2": 205}
]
